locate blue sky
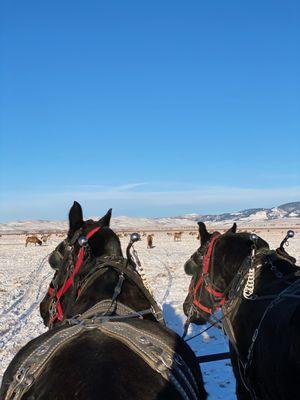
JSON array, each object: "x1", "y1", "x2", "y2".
[{"x1": 1, "y1": 1, "x2": 299, "y2": 221}]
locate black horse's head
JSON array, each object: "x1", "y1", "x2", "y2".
[
  {"x1": 40, "y1": 201, "x2": 122, "y2": 326},
  {"x1": 183, "y1": 222, "x2": 269, "y2": 325}
]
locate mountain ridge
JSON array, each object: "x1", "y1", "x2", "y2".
[{"x1": 1, "y1": 202, "x2": 299, "y2": 233}]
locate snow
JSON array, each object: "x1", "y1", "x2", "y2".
[
  {"x1": 0, "y1": 228, "x2": 299, "y2": 398},
  {"x1": 239, "y1": 210, "x2": 268, "y2": 221}
]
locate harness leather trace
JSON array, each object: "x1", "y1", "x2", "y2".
[{"x1": 4, "y1": 226, "x2": 201, "y2": 400}]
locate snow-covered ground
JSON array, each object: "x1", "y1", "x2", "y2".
[{"x1": 0, "y1": 228, "x2": 299, "y2": 399}]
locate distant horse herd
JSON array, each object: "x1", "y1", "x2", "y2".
[
  {"x1": 23, "y1": 230, "x2": 200, "y2": 248},
  {"x1": 24, "y1": 233, "x2": 61, "y2": 246},
  {"x1": 1, "y1": 202, "x2": 299, "y2": 400}
]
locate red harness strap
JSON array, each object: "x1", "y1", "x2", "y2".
[
  {"x1": 192, "y1": 233, "x2": 225, "y2": 315},
  {"x1": 48, "y1": 226, "x2": 101, "y2": 324}
]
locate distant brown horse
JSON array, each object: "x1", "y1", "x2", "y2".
[
  {"x1": 147, "y1": 234, "x2": 154, "y2": 248},
  {"x1": 25, "y1": 235, "x2": 42, "y2": 246},
  {"x1": 173, "y1": 232, "x2": 182, "y2": 242}
]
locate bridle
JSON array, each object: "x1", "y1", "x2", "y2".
[
  {"x1": 191, "y1": 233, "x2": 226, "y2": 315},
  {"x1": 183, "y1": 232, "x2": 227, "y2": 337},
  {"x1": 47, "y1": 226, "x2": 101, "y2": 326},
  {"x1": 186, "y1": 232, "x2": 227, "y2": 320}
]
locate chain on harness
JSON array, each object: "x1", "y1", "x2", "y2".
[
  {"x1": 131, "y1": 239, "x2": 153, "y2": 296},
  {"x1": 242, "y1": 233, "x2": 259, "y2": 300}
]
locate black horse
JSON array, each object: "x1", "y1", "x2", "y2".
[
  {"x1": 1, "y1": 202, "x2": 207, "y2": 400},
  {"x1": 183, "y1": 221, "x2": 300, "y2": 400}
]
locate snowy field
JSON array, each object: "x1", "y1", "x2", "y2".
[{"x1": 0, "y1": 228, "x2": 299, "y2": 399}]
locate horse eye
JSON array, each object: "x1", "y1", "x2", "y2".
[{"x1": 48, "y1": 251, "x2": 63, "y2": 270}]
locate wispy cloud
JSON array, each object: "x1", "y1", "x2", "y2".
[
  {"x1": 67, "y1": 182, "x2": 148, "y2": 192},
  {"x1": 110, "y1": 182, "x2": 148, "y2": 191}
]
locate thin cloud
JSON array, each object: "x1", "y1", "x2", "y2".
[
  {"x1": 1, "y1": 184, "x2": 300, "y2": 221},
  {"x1": 62, "y1": 182, "x2": 148, "y2": 191},
  {"x1": 111, "y1": 182, "x2": 148, "y2": 191}
]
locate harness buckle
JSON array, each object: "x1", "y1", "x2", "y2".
[
  {"x1": 111, "y1": 273, "x2": 125, "y2": 301},
  {"x1": 48, "y1": 300, "x2": 57, "y2": 320},
  {"x1": 9, "y1": 368, "x2": 34, "y2": 400},
  {"x1": 203, "y1": 274, "x2": 210, "y2": 286},
  {"x1": 80, "y1": 319, "x2": 97, "y2": 329}
]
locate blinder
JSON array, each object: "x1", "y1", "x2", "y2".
[
  {"x1": 48, "y1": 230, "x2": 92, "y2": 271},
  {"x1": 48, "y1": 250, "x2": 63, "y2": 270}
]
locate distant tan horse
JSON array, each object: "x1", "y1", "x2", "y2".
[
  {"x1": 25, "y1": 235, "x2": 42, "y2": 247},
  {"x1": 173, "y1": 232, "x2": 182, "y2": 242},
  {"x1": 147, "y1": 234, "x2": 154, "y2": 249}
]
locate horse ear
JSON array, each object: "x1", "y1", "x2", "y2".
[
  {"x1": 226, "y1": 223, "x2": 237, "y2": 234},
  {"x1": 197, "y1": 222, "x2": 210, "y2": 244},
  {"x1": 99, "y1": 208, "x2": 112, "y2": 227},
  {"x1": 69, "y1": 201, "x2": 83, "y2": 234}
]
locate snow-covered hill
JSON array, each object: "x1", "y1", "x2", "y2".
[
  {"x1": 178, "y1": 202, "x2": 300, "y2": 223},
  {"x1": 0, "y1": 202, "x2": 299, "y2": 234}
]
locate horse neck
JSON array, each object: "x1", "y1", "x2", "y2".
[
  {"x1": 213, "y1": 243, "x2": 251, "y2": 291},
  {"x1": 215, "y1": 235, "x2": 270, "y2": 302},
  {"x1": 66, "y1": 265, "x2": 152, "y2": 318},
  {"x1": 254, "y1": 251, "x2": 299, "y2": 294}
]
